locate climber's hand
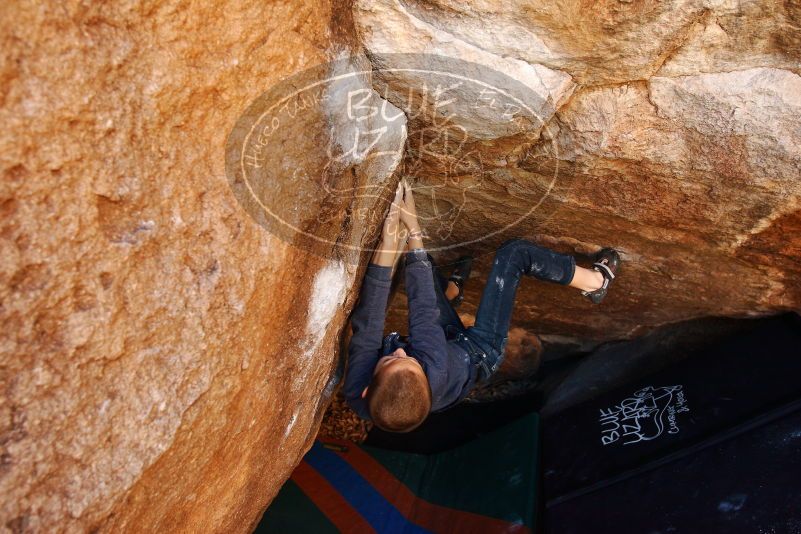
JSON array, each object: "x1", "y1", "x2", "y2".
[
  {"x1": 380, "y1": 181, "x2": 405, "y2": 246},
  {"x1": 399, "y1": 179, "x2": 419, "y2": 232},
  {"x1": 401, "y1": 180, "x2": 425, "y2": 251},
  {"x1": 372, "y1": 182, "x2": 406, "y2": 266}
]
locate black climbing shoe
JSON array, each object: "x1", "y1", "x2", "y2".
[
  {"x1": 448, "y1": 256, "x2": 473, "y2": 308},
  {"x1": 581, "y1": 248, "x2": 620, "y2": 304}
]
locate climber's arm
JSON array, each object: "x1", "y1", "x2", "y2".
[
  {"x1": 344, "y1": 263, "x2": 393, "y2": 419},
  {"x1": 404, "y1": 249, "x2": 449, "y2": 364},
  {"x1": 401, "y1": 183, "x2": 449, "y2": 366},
  {"x1": 370, "y1": 181, "x2": 406, "y2": 269},
  {"x1": 344, "y1": 183, "x2": 405, "y2": 419}
]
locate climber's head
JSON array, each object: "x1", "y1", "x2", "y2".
[{"x1": 364, "y1": 348, "x2": 431, "y2": 433}]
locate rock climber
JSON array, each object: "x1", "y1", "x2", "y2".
[{"x1": 344, "y1": 181, "x2": 621, "y2": 432}]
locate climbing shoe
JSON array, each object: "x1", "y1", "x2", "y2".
[
  {"x1": 448, "y1": 256, "x2": 473, "y2": 308},
  {"x1": 581, "y1": 248, "x2": 620, "y2": 304}
]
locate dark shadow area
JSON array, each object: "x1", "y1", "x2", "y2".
[
  {"x1": 542, "y1": 311, "x2": 801, "y2": 533},
  {"x1": 367, "y1": 312, "x2": 799, "y2": 454},
  {"x1": 539, "y1": 313, "x2": 777, "y2": 415},
  {"x1": 258, "y1": 312, "x2": 801, "y2": 533}
]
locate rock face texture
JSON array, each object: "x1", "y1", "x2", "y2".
[
  {"x1": 1, "y1": 0, "x2": 800, "y2": 533},
  {"x1": 1, "y1": 1, "x2": 400, "y2": 533},
  {"x1": 358, "y1": 0, "x2": 801, "y2": 340}
]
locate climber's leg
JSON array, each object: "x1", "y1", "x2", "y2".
[
  {"x1": 427, "y1": 254, "x2": 466, "y2": 333},
  {"x1": 467, "y1": 239, "x2": 576, "y2": 358}
]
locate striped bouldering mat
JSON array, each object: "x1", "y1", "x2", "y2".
[{"x1": 258, "y1": 413, "x2": 540, "y2": 533}]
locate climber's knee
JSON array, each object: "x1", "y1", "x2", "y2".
[{"x1": 496, "y1": 238, "x2": 534, "y2": 261}]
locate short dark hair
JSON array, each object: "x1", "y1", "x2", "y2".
[{"x1": 367, "y1": 366, "x2": 431, "y2": 433}]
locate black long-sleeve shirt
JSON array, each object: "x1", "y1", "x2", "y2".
[{"x1": 344, "y1": 249, "x2": 476, "y2": 420}]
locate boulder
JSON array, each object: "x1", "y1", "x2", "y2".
[
  {"x1": 1, "y1": 1, "x2": 403, "y2": 532},
  {"x1": 358, "y1": 0, "x2": 801, "y2": 340},
  {"x1": 2, "y1": 0, "x2": 801, "y2": 532}
]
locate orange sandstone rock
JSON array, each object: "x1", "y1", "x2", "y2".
[
  {"x1": 0, "y1": 1, "x2": 391, "y2": 533},
  {"x1": 2, "y1": 0, "x2": 801, "y2": 533},
  {"x1": 360, "y1": 0, "x2": 801, "y2": 341}
]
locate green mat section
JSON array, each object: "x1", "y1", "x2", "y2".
[
  {"x1": 365, "y1": 413, "x2": 540, "y2": 528},
  {"x1": 257, "y1": 479, "x2": 339, "y2": 533},
  {"x1": 257, "y1": 413, "x2": 540, "y2": 533}
]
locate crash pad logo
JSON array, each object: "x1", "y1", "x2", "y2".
[
  {"x1": 599, "y1": 385, "x2": 690, "y2": 447},
  {"x1": 224, "y1": 54, "x2": 565, "y2": 262}
]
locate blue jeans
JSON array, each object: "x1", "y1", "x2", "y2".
[{"x1": 431, "y1": 239, "x2": 576, "y2": 382}]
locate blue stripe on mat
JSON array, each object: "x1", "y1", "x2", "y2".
[{"x1": 304, "y1": 442, "x2": 432, "y2": 534}]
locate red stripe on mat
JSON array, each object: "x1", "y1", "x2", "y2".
[
  {"x1": 330, "y1": 441, "x2": 530, "y2": 534},
  {"x1": 291, "y1": 460, "x2": 377, "y2": 534}
]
